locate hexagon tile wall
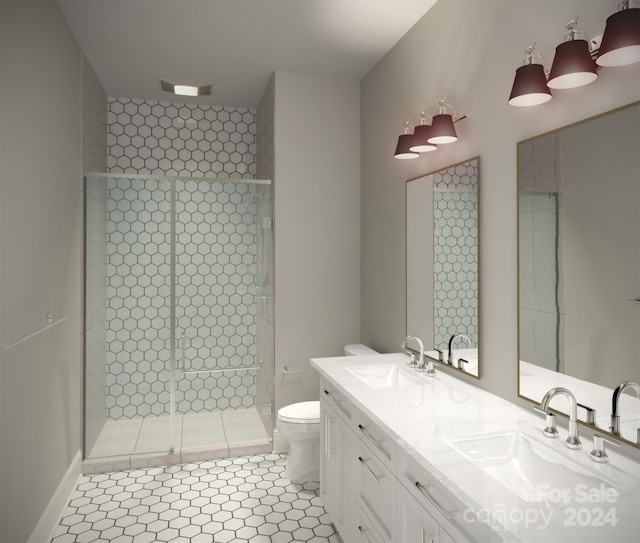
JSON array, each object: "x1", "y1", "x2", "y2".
[
  {"x1": 104, "y1": 98, "x2": 262, "y2": 419},
  {"x1": 433, "y1": 161, "x2": 478, "y2": 349},
  {"x1": 107, "y1": 97, "x2": 256, "y2": 178}
]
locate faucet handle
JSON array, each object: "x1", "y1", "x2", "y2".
[
  {"x1": 418, "y1": 357, "x2": 437, "y2": 376},
  {"x1": 577, "y1": 403, "x2": 596, "y2": 425},
  {"x1": 407, "y1": 351, "x2": 419, "y2": 368},
  {"x1": 534, "y1": 407, "x2": 559, "y2": 438},
  {"x1": 590, "y1": 434, "x2": 620, "y2": 463}
]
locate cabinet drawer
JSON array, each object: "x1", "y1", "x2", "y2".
[
  {"x1": 355, "y1": 503, "x2": 389, "y2": 543},
  {"x1": 320, "y1": 378, "x2": 353, "y2": 422},
  {"x1": 398, "y1": 449, "x2": 502, "y2": 543},
  {"x1": 397, "y1": 484, "x2": 455, "y2": 543},
  {"x1": 354, "y1": 437, "x2": 396, "y2": 541},
  {"x1": 351, "y1": 407, "x2": 396, "y2": 470}
]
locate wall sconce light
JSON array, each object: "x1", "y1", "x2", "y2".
[
  {"x1": 394, "y1": 121, "x2": 419, "y2": 159},
  {"x1": 394, "y1": 103, "x2": 467, "y2": 159},
  {"x1": 597, "y1": 0, "x2": 640, "y2": 67},
  {"x1": 428, "y1": 100, "x2": 459, "y2": 144},
  {"x1": 508, "y1": 44, "x2": 553, "y2": 107},
  {"x1": 409, "y1": 112, "x2": 438, "y2": 153},
  {"x1": 547, "y1": 17, "x2": 598, "y2": 89}
]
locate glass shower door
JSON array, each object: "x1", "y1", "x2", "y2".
[
  {"x1": 174, "y1": 179, "x2": 262, "y2": 448},
  {"x1": 84, "y1": 174, "x2": 177, "y2": 460}
]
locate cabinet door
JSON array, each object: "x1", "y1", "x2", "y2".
[
  {"x1": 397, "y1": 484, "x2": 455, "y2": 543},
  {"x1": 355, "y1": 504, "x2": 388, "y2": 543},
  {"x1": 319, "y1": 402, "x2": 335, "y2": 514},
  {"x1": 320, "y1": 400, "x2": 354, "y2": 541},
  {"x1": 353, "y1": 435, "x2": 396, "y2": 541}
]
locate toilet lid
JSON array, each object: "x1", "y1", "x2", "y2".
[{"x1": 277, "y1": 401, "x2": 320, "y2": 424}]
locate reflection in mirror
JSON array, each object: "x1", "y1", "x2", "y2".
[
  {"x1": 518, "y1": 102, "x2": 640, "y2": 447},
  {"x1": 406, "y1": 157, "x2": 479, "y2": 378}
]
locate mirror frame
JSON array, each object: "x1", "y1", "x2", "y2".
[
  {"x1": 516, "y1": 102, "x2": 640, "y2": 448},
  {"x1": 406, "y1": 156, "x2": 481, "y2": 379}
]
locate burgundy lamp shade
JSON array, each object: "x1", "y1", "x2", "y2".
[
  {"x1": 547, "y1": 39, "x2": 598, "y2": 89},
  {"x1": 427, "y1": 114, "x2": 457, "y2": 144},
  {"x1": 508, "y1": 63, "x2": 552, "y2": 106},
  {"x1": 394, "y1": 134, "x2": 419, "y2": 159},
  {"x1": 597, "y1": 8, "x2": 640, "y2": 67},
  {"x1": 409, "y1": 124, "x2": 437, "y2": 152}
]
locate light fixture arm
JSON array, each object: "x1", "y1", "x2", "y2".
[
  {"x1": 565, "y1": 16, "x2": 594, "y2": 50},
  {"x1": 417, "y1": 111, "x2": 433, "y2": 126},
  {"x1": 437, "y1": 99, "x2": 457, "y2": 120},
  {"x1": 523, "y1": 43, "x2": 548, "y2": 68},
  {"x1": 437, "y1": 99, "x2": 467, "y2": 124},
  {"x1": 618, "y1": 0, "x2": 640, "y2": 11}
]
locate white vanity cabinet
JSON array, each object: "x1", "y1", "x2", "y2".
[
  {"x1": 319, "y1": 377, "x2": 502, "y2": 543},
  {"x1": 352, "y1": 431, "x2": 396, "y2": 541},
  {"x1": 355, "y1": 503, "x2": 389, "y2": 543},
  {"x1": 320, "y1": 382, "x2": 355, "y2": 541},
  {"x1": 397, "y1": 448, "x2": 503, "y2": 543},
  {"x1": 397, "y1": 485, "x2": 454, "y2": 543}
]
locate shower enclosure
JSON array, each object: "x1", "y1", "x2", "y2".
[{"x1": 83, "y1": 173, "x2": 273, "y2": 471}]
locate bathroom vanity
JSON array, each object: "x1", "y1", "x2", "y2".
[{"x1": 311, "y1": 353, "x2": 640, "y2": 543}]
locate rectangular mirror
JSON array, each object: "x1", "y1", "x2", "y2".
[
  {"x1": 406, "y1": 157, "x2": 479, "y2": 378},
  {"x1": 518, "y1": 102, "x2": 640, "y2": 447}
]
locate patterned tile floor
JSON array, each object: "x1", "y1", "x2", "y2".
[{"x1": 52, "y1": 454, "x2": 341, "y2": 543}]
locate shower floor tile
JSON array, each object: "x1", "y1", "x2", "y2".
[
  {"x1": 53, "y1": 454, "x2": 342, "y2": 543},
  {"x1": 182, "y1": 411, "x2": 226, "y2": 448},
  {"x1": 88, "y1": 418, "x2": 141, "y2": 458},
  {"x1": 84, "y1": 409, "x2": 272, "y2": 474},
  {"x1": 222, "y1": 409, "x2": 269, "y2": 442},
  {"x1": 133, "y1": 414, "x2": 183, "y2": 454}
]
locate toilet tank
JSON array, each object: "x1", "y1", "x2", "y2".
[{"x1": 344, "y1": 344, "x2": 379, "y2": 356}]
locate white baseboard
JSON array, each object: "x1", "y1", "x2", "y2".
[{"x1": 28, "y1": 450, "x2": 82, "y2": 543}]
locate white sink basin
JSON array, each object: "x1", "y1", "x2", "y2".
[
  {"x1": 446, "y1": 428, "x2": 638, "y2": 503},
  {"x1": 347, "y1": 364, "x2": 425, "y2": 389}
]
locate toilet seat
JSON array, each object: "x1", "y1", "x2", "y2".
[{"x1": 277, "y1": 401, "x2": 320, "y2": 424}]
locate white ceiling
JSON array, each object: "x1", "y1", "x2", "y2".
[{"x1": 57, "y1": 0, "x2": 438, "y2": 109}]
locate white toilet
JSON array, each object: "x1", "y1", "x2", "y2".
[
  {"x1": 277, "y1": 401, "x2": 321, "y2": 483},
  {"x1": 277, "y1": 344, "x2": 378, "y2": 484}
]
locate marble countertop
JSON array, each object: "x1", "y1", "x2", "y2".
[{"x1": 311, "y1": 353, "x2": 640, "y2": 543}]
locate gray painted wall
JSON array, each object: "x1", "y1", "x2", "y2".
[
  {"x1": 273, "y1": 71, "x2": 361, "y2": 413},
  {"x1": 0, "y1": 0, "x2": 83, "y2": 540},
  {"x1": 361, "y1": 0, "x2": 640, "y2": 402}
]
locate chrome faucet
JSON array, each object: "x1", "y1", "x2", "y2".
[
  {"x1": 447, "y1": 332, "x2": 471, "y2": 367},
  {"x1": 401, "y1": 335, "x2": 435, "y2": 376},
  {"x1": 610, "y1": 381, "x2": 640, "y2": 442},
  {"x1": 539, "y1": 387, "x2": 582, "y2": 449},
  {"x1": 401, "y1": 334, "x2": 423, "y2": 369}
]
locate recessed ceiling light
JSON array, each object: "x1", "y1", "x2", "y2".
[{"x1": 160, "y1": 79, "x2": 211, "y2": 97}]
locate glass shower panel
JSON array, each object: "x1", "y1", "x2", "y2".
[
  {"x1": 174, "y1": 179, "x2": 258, "y2": 415},
  {"x1": 84, "y1": 175, "x2": 176, "y2": 459}
]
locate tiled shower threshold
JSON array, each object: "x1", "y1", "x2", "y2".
[{"x1": 84, "y1": 409, "x2": 272, "y2": 474}]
